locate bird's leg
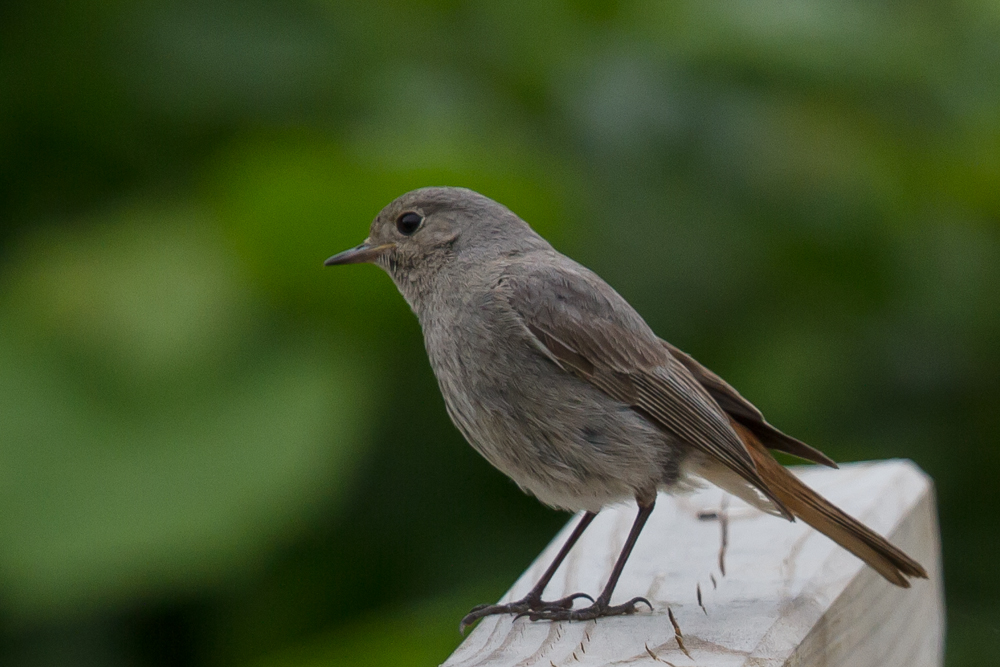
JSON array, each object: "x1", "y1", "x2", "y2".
[
  {"x1": 522, "y1": 497, "x2": 656, "y2": 622},
  {"x1": 460, "y1": 511, "x2": 598, "y2": 633}
]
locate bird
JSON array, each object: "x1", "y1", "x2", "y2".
[{"x1": 324, "y1": 186, "x2": 927, "y2": 631}]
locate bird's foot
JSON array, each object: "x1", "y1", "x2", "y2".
[
  {"x1": 517, "y1": 596, "x2": 652, "y2": 622},
  {"x1": 460, "y1": 592, "x2": 593, "y2": 633}
]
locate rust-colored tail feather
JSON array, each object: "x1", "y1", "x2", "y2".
[{"x1": 730, "y1": 421, "x2": 928, "y2": 587}]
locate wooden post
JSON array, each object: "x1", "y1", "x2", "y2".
[{"x1": 444, "y1": 460, "x2": 943, "y2": 667}]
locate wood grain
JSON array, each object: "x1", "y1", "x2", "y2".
[{"x1": 443, "y1": 460, "x2": 943, "y2": 667}]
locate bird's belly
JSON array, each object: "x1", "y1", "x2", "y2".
[{"x1": 434, "y1": 349, "x2": 687, "y2": 512}]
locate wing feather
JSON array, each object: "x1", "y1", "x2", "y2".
[
  {"x1": 499, "y1": 259, "x2": 792, "y2": 519},
  {"x1": 661, "y1": 341, "x2": 838, "y2": 468}
]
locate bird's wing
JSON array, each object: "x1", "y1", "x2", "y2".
[
  {"x1": 660, "y1": 340, "x2": 838, "y2": 468},
  {"x1": 499, "y1": 259, "x2": 792, "y2": 518}
]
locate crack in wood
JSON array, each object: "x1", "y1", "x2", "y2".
[
  {"x1": 644, "y1": 642, "x2": 677, "y2": 666},
  {"x1": 667, "y1": 607, "x2": 692, "y2": 660},
  {"x1": 718, "y1": 496, "x2": 730, "y2": 578}
]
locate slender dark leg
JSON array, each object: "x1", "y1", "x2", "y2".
[
  {"x1": 523, "y1": 497, "x2": 656, "y2": 622},
  {"x1": 460, "y1": 511, "x2": 598, "y2": 632}
]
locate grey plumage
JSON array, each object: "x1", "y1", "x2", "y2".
[{"x1": 325, "y1": 186, "x2": 926, "y2": 626}]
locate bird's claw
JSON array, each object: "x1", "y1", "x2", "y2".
[
  {"x1": 460, "y1": 592, "x2": 596, "y2": 633},
  {"x1": 519, "y1": 596, "x2": 653, "y2": 622}
]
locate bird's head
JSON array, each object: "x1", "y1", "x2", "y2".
[{"x1": 325, "y1": 186, "x2": 548, "y2": 304}]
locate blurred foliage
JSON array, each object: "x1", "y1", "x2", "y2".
[
  {"x1": 0, "y1": 209, "x2": 370, "y2": 623},
  {"x1": 0, "y1": 0, "x2": 997, "y2": 665}
]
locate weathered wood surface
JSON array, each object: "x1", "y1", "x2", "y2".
[{"x1": 443, "y1": 460, "x2": 943, "y2": 667}]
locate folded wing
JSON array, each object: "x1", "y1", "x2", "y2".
[{"x1": 500, "y1": 260, "x2": 792, "y2": 519}]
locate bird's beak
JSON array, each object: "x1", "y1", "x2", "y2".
[{"x1": 324, "y1": 241, "x2": 396, "y2": 266}]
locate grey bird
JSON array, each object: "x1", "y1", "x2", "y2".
[{"x1": 325, "y1": 186, "x2": 927, "y2": 631}]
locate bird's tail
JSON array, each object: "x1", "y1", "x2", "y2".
[{"x1": 730, "y1": 420, "x2": 928, "y2": 587}]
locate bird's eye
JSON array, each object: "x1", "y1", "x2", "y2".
[{"x1": 396, "y1": 212, "x2": 423, "y2": 236}]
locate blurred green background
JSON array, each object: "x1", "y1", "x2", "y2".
[{"x1": 1, "y1": 0, "x2": 998, "y2": 665}]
